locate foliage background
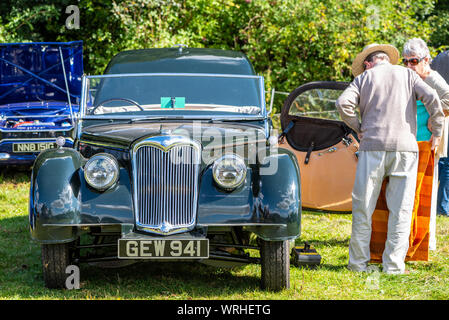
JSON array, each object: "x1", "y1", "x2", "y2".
[{"x1": 0, "y1": 0, "x2": 447, "y2": 113}]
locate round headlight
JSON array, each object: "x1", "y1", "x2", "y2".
[
  {"x1": 212, "y1": 154, "x2": 247, "y2": 190},
  {"x1": 84, "y1": 153, "x2": 119, "y2": 190}
]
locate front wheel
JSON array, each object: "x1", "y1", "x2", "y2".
[
  {"x1": 260, "y1": 239, "x2": 290, "y2": 291},
  {"x1": 41, "y1": 242, "x2": 74, "y2": 289}
]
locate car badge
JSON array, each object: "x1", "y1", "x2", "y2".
[{"x1": 160, "y1": 221, "x2": 172, "y2": 233}]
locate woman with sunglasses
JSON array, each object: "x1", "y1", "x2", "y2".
[{"x1": 403, "y1": 38, "x2": 449, "y2": 251}]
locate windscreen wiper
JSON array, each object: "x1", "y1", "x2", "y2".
[{"x1": 209, "y1": 116, "x2": 265, "y2": 122}]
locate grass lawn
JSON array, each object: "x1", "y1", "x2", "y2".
[{"x1": 1, "y1": 168, "x2": 449, "y2": 300}]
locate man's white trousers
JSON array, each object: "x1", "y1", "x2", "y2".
[{"x1": 348, "y1": 151, "x2": 418, "y2": 274}]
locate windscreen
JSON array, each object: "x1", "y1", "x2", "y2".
[{"x1": 85, "y1": 74, "x2": 262, "y2": 116}]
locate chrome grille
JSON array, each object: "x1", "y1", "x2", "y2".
[{"x1": 132, "y1": 137, "x2": 200, "y2": 235}]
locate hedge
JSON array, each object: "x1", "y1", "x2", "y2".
[{"x1": 0, "y1": 0, "x2": 442, "y2": 113}]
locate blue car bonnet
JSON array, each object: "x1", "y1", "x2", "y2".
[
  {"x1": 0, "y1": 41, "x2": 83, "y2": 106},
  {"x1": 0, "y1": 41, "x2": 83, "y2": 130}
]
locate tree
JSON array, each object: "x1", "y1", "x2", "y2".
[
  {"x1": 0, "y1": 0, "x2": 437, "y2": 113},
  {"x1": 428, "y1": 0, "x2": 449, "y2": 52}
]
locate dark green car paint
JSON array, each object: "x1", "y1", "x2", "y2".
[
  {"x1": 29, "y1": 148, "x2": 84, "y2": 243},
  {"x1": 30, "y1": 122, "x2": 301, "y2": 243},
  {"x1": 29, "y1": 47, "x2": 301, "y2": 245},
  {"x1": 104, "y1": 47, "x2": 256, "y2": 75}
]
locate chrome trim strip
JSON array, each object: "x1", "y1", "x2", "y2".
[
  {"x1": 81, "y1": 115, "x2": 266, "y2": 121},
  {"x1": 78, "y1": 75, "x2": 87, "y2": 140},
  {"x1": 42, "y1": 223, "x2": 122, "y2": 227},
  {"x1": 41, "y1": 222, "x2": 287, "y2": 227},
  {"x1": 199, "y1": 223, "x2": 287, "y2": 227},
  {"x1": 78, "y1": 140, "x2": 126, "y2": 150},
  {"x1": 85, "y1": 73, "x2": 262, "y2": 79},
  {"x1": 0, "y1": 138, "x2": 74, "y2": 142}
]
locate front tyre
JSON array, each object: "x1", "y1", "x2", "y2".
[
  {"x1": 41, "y1": 242, "x2": 73, "y2": 289},
  {"x1": 260, "y1": 239, "x2": 290, "y2": 291}
]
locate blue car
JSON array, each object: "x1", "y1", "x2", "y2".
[{"x1": 0, "y1": 41, "x2": 83, "y2": 167}]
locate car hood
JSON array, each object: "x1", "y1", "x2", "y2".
[
  {"x1": 80, "y1": 121, "x2": 267, "y2": 150},
  {"x1": 0, "y1": 41, "x2": 83, "y2": 106}
]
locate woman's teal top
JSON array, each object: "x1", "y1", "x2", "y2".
[{"x1": 417, "y1": 100, "x2": 432, "y2": 141}]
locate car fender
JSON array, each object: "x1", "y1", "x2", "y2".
[
  {"x1": 249, "y1": 147, "x2": 302, "y2": 241},
  {"x1": 29, "y1": 148, "x2": 84, "y2": 243}
]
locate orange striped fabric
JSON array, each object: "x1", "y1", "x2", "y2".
[{"x1": 370, "y1": 141, "x2": 434, "y2": 262}]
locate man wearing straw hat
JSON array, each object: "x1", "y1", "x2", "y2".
[{"x1": 336, "y1": 43, "x2": 445, "y2": 274}]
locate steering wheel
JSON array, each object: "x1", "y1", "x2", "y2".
[{"x1": 89, "y1": 98, "x2": 144, "y2": 114}]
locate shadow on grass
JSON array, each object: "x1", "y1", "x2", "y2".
[
  {"x1": 302, "y1": 209, "x2": 352, "y2": 216},
  {"x1": 1, "y1": 213, "x2": 261, "y2": 298},
  {"x1": 0, "y1": 169, "x2": 352, "y2": 298},
  {"x1": 79, "y1": 260, "x2": 261, "y2": 296},
  {"x1": 0, "y1": 167, "x2": 31, "y2": 183},
  {"x1": 296, "y1": 238, "x2": 350, "y2": 248},
  {"x1": 0, "y1": 167, "x2": 261, "y2": 298},
  {"x1": 1, "y1": 214, "x2": 350, "y2": 298}
]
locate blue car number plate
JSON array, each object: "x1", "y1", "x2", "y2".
[{"x1": 118, "y1": 239, "x2": 209, "y2": 259}]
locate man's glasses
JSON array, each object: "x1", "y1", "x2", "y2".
[{"x1": 402, "y1": 57, "x2": 424, "y2": 66}]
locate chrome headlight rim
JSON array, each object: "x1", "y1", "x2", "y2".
[
  {"x1": 84, "y1": 153, "x2": 120, "y2": 191},
  {"x1": 212, "y1": 154, "x2": 247, "y2": 191}
]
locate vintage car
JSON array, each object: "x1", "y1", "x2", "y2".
[
  {"x1": 0, "y1": 41, "x2": 83, "y2": 167},
  {"x1": 29, "y1": 46, "x2": 301, "y2": 291}
]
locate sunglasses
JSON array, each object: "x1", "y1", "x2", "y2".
[{"x1": 402, "y1": 57, "x2": 424, "y2": 66}]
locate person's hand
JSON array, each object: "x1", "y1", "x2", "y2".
[{"x1": 430, "y1": 135, "x2": 441, "y2": 151}]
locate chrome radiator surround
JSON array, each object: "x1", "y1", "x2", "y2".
[{"x1": 131, "y1": 136, "x2": 201, "y2": 235}]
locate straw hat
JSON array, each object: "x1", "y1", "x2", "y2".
[{"x1": 351, "y1": 43, "x2": 400, "y2": 77}]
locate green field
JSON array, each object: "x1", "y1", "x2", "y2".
[{"x1": 1, "y1": 169, "x2": 449, "y2": 300}]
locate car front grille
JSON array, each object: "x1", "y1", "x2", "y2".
[{"x1": 132, "y1": 136, "x2": 201, "y2": 235}]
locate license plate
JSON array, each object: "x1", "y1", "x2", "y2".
[
  {"x1": 118, "y1": 239, "x2": 209, "y2": 259},
  {"x1": 13, "y1": 142, "x2": 57, "y2": 153}
]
